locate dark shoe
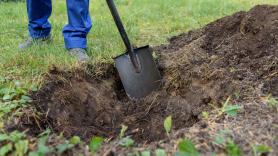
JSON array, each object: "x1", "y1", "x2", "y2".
[
  {"x1": 19, "y1": 35, "x2": 52, "y2": 50},
  {"x1": 68, "y1": 48, "x2": 89, "y2": 62}
]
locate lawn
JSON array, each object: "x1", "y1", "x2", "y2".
[
  {"x1": 0, "y1": 0, "x2": 277, "y2": 85},
  {"x1": 0, "y1": 0, "x2": 278, "y2": 155}
]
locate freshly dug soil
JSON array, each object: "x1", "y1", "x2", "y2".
[
  {"x1": 15, "y1": 5, "x2": 278, "y2": 155},
  {"x1": 31, "y1": 63, "x2": 204, "y2": 143},
  {"x1": 154, "y1": 5, "x2": 278, "y2": 155}
]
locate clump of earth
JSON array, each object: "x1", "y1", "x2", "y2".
[{"x1": 12, "y1": 5, "x2": 278, "y2": 155}]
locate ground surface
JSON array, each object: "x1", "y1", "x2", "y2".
[
  {"x1": 10, "y1": 4, "x2": 278, "y2": 156},
  {"x1": 0, "y1": 1, "x2": 278, "y2": 156}
]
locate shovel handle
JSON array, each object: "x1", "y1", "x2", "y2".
[{"x1": 106, "y1": 0, "x2": 140, "y2": 70}]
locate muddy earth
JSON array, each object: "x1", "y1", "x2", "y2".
[{"x1": 11, "y1": 5, "x2": 278, "y2": 155}]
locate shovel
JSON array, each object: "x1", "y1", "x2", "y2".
[{"x1": 106, "y1": 0, "x2": 161, "y2": 99}]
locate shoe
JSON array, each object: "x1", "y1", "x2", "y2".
[
  {"x1": 68, "y1": 48, "x2": 90, "y2": 62},
  {"x1": 19, "y1": 35, "x2": 52, "y2": 50}
]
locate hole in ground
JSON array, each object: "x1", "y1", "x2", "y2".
[{"x1": 25, "y1": 63, "x2": 212, "y2": 143}]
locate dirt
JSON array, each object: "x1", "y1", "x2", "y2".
[
  {"x1": 29, "y1": 62, "x2": 205, "y2": 143},
  {"x1": 11, "y1": 5, "x2": 278, "y2": 155}
]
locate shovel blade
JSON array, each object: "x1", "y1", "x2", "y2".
[{"x1": 114, "y1": 46, "x2": 161, "y2": 99}]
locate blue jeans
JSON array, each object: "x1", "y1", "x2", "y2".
[{"x1": 27, "y1": 0, "x2": 92, "y2": 49}]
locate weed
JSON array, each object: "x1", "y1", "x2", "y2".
[
  {"x1": 0, "y1": 81, "x2": 28, "y2": 101},
  {"x1": 118, "y1": 124, "x2": 135, "y2": 148},
  {"x1": 28, "y1": 132, "x2": 80, "y2": 155},
  {"x1": 29, "y1": 130, "x2": 54, "y2": 156},
  {"x1": 223, "y1": 104, "x2": 242, "y2": 117},
  {"x1": 56, "y1": 141, "x2": 75, "y2": 154},
  {"x1": 212, "y1": 130, "x2": 242, "y2": 156},
  {"x1": 202, "y1": 111, "x2": 209, "y2": 120},
  {"x1": 119, "y1": 136, "x2": 134, "y2": 148},
  {"x1": 252, "y1": 144, "x2": 273, "y2": 156},
  {"x1": 164, "y1": 115, "x2": 172, "y2": 137},
  {"x1": 0, "y1": 76, "x2": 6, "y2": 84},
  {"x1": 175, "y1": 139, "x2": 199, "y2": 156},
  {"x1": 0, "y1": 131, "x2": 29, "y2": 156},
  {"x1": 266, "y1": 94, "x2": 278, "y2": 108},
  {"x1": 69, "y1": 136, "x2": 81, "y2": 145},
  {"x1": 89, "y1": 136, "x2": 104, "y2": 153},
  {"x1": 120, "y1": 124, "x2": 128, "y2": 138},
  {"x1": 213, "y1": 129, "x2": 232, "y2": 146},
  {"x1": 226, "y1": 140, "x2": 241, "y2": 156},
  {"x1": 0, "y1": 80, "x2": 32, "y2": 119},
  {"x1": 0, "y1": 143, "x2": 12, "y2": 156},
  {"x1": 216, "y1": 97, "x2": 242, "y2": 117},
  {"x1": 55, "y1": 136, "x2": 80, "y2": 154},
  {"x1": 140, "y1": 150, "x2": 151, "y2": 156}
]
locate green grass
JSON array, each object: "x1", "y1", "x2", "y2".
[{"x1": 0, "y1": 0, "x2": 277, "y2": 86}]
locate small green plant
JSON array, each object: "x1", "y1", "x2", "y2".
[
  {"x1": 70, "y1": 136, "x2": 81, "y2": 145},
  {"x1": 119, "y1": 136, "x2": 134, "y2": 148},
  {"x1": 164, "y1": 115, "x2": 172, "y2": 137},
  {"x1": 29, "y1": 129, "x2": 54, "y2": 156},
  {"x1": 220, "y1": 97, "x2": 242, "y2": 117},
  {"x1": 14, "y1": 140, "x2": 29, "y2": 156},
  {"x1": 120, "y1": 124, "x2": 128, "y2": 138},
  {"x1": 55, "y1": 136, "x2": 80, "y2": 154},
  {"x1": 89, "y1": 136, "x2": 104, "y2": 153},
  {"x1": 213, "y1": 129, "x2": 231, "y2": 146},
  {"x1": 0, "y1": 81, "x2": 28, "y2": 101},
  {"x1": 202, "y1": 111, "x2": 209, "y2": 120},
  {"x1": 252, "y1": 144, "x2": 273, "y2": 156},
  {"x1": 0, "y1": 76, "x2": 6, "y2": 84},
  {"x1": 118, "y1": 124, "x2": 134, "y2": 148},
  {"x1": 56, "y1": 141, "x2": 75, "y2": 154},
  {"x1": 212, "y1": 130, "x2": 242, "y2": 156},
  {"x1": 175, "y1": 139, "x2": 199, "y2": 156},
  {"x1": 213, "y1": 131, "x2": 226, "y2": 145},
  {"x1": 29, "y1": 133, "x2": 79, "y2": 155},
  {"x1": 225, "y1": 140, "x2": 241, "y2": 156},
  {"x1": 155, "y1": 149, "x2": 167, "y2": 156},
  {"x1": 0, "y1": 143, "x2": 12, "y2": 156},
  {"x1": 0, "y1": 131, "x2": 29, "y2": 156},
  {"x1": 140, "y1": 150, "x2": 151, "y2": 156},
  {"x1": 0, "y1": 81, "x2": 33, "y2": 119},
  {"x1": 266, "y1": 94, "x2": 278, "y2": 109}
]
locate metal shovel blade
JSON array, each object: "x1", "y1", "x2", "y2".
[{"x1": 114, "y1": 46, "x2": 161, "y2": 99}]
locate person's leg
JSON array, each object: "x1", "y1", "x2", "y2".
[
  {"x1": 27, "y1": 0, "x2": 52, "y2": 38},
  {"x1": 19, "y1": 0, "x2": 52, "y2": 49},
  {"x1": 63, "y1": 0, "x2": 92, "y2": 49}
]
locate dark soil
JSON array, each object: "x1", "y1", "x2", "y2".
[
  {"x1": 30, "y1": 62, "x2": 205, "y2": 143},
  {"x1": 13, "y1": 5, "x2": 278, "y2": 155},
  {"x1": 154, "y1": 5, "x2": 278, "y2": 155}
]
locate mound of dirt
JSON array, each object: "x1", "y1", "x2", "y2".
[
  {"x1": 154, "y1": 5, "x2": 278, "y2": 155},
  {"x1": 157, "y1": 5, "x2": 278, "y2": 100},
  {"x1": 16, "y1": 5, "x2": 278, "y2": 155}
]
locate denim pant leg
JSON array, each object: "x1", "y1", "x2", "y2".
[
  {"x1": 27, "y1": 0, "x2": 52, "y2": 38},
  {"x1": 63, "y1": 0, "x2": 92, "y2": 49}
]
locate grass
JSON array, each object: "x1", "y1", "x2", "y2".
[{"x1": 0, "y1": 0, "x2": 277, "y2": 86}]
